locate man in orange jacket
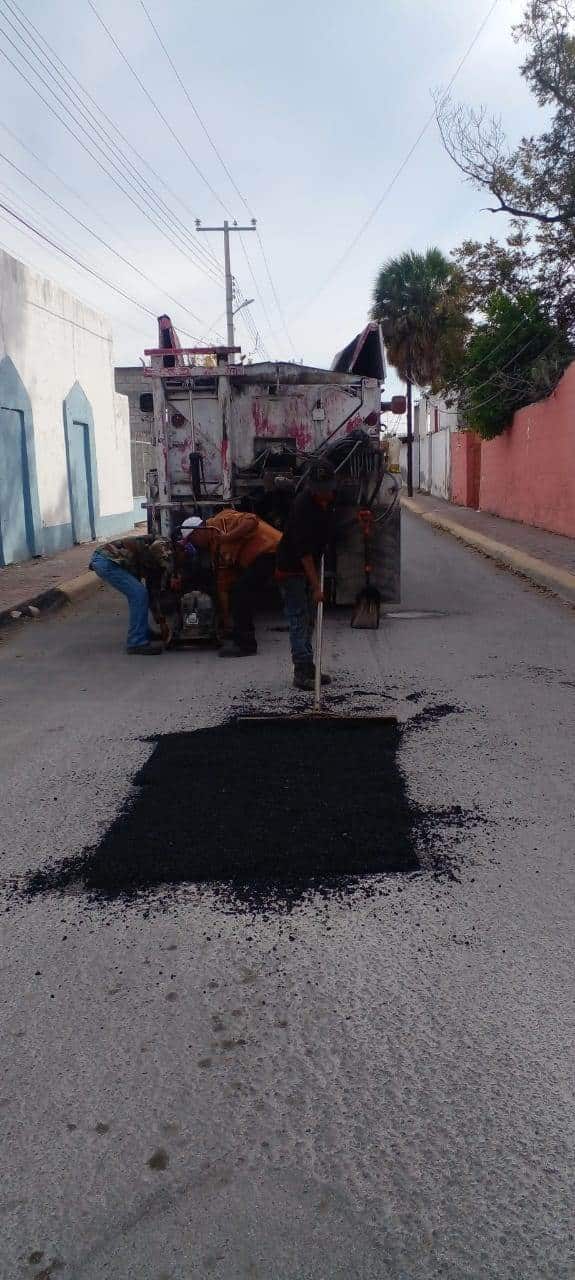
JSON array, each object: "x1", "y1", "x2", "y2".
[{"x1": 186, "y1": 510, "x2": 281, "y2": 656}]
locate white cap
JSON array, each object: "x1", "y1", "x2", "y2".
[{"x1": 180, "y1": 516, "x2": 203, "y2": 530}]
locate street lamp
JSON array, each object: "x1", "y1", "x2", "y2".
[{"x1": 233, "y1": 297, "x2": 254, "y2": 316}]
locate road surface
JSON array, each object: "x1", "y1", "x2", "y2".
[{"x1": 1, "y1": 511, "x2": 573, "y2": 1279}]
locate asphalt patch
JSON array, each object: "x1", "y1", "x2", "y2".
[
  {"x1": 405, "y1": 702, "x2": 462, "y2": 731},
  {"x1": 23, "y1": 720, "x2": 421, "y2": 911}
]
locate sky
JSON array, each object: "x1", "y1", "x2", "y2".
[{"x1": 0, "y1": 0, "x2": 540, "y2": 399}]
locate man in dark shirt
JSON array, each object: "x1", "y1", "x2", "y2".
[{"x1": 276, "y1": 460, "x2": 336, "y2": 689}]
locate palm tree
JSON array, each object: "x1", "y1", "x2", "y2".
[
  {"x1": 371, "y1": 247, "x2": 468, "y2": 384},
  {"x1": 371, "y1": 248, "x2": 469, "y2": 494}
]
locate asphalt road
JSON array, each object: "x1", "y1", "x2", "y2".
[{"x1": 1, "y1": 510, "x2": 573, "y2": 1280}]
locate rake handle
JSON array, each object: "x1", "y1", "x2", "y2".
[{"x1": 314, "y1": 557, "x2": 325, "y2": 714}]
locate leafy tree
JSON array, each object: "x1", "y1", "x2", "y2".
[
  {"x1": 457, "y1": 290, "x2": 572, "y2": 438},
  {"x1": 370, "y1": 248, "x2": 470, "y2": 388},
  {"x1": 438, "y1": 1, "x2": 575, "y2": 337}
]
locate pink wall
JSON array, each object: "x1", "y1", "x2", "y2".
[
  {"x1": 478, "y1": 361, "x2": 575, "y2": 538},
  {"x1": 451, "y1": 431, "x2": 481, "y2": 508}
]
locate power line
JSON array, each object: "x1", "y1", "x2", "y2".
[
  {"x1": 461, "y1": 334, "x2": 563, "y2": 412},
  {"x1": 0, "y1": 116, "x2": 222, "y2": 317},
  {"x1": 0, "y1": 2, "x2": 224, "y2": 284},
  {"x1": 0, "y1": 199, "x2": 207, "y2": 341},
  {"x1": 292, "y1": 0, "x2": 503, "y2": 322},
  {"x1": 0, "y1": 232, "x2": 152, "y2": 344},
  {"x1": 0, "y1": 146, "x2": 226, "y2": 338},
  {"x1": 2, "y1": 0, "x2": 224, "y2": 278},
  {"x1": 256, "y1": 228, "x2": 297, "y2": 358},
  {"x1": 463, "y1": 332, "x2": 541, "y2": 396},
  {"x1": 0, "y1": 117, "x2": 138, "y2": 255},
  {"x1": 87, "y1": 0, "x2": 231, "y2": 216},
  {"x1": 237, "y1": 231, "x2": 276, "y2": 348},
  {"x1": 133, "y1": 0, "x2": 290, "y2": 355},
  {"x1": 463, "y1": 316, "x2": 528, "y2": 377},
  {"x1": 137, "y1": 0, "x2": 252, "y2": 219},
  {"x1": 0, "y1": 40, "x2": 225, "y2": 291},
  {"x1": 0, "y1": 176, "x2": 105, "y2": 267}
]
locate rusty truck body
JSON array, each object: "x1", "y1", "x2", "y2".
[{"x1": 144, "y1": 317, "x2": 400, "y2": 606}]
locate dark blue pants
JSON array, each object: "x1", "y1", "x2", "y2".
[
  {"x1": 90, "y1": 551, "x2": 150, "y2": 648},
  {"x1": 279, "y1": 575, "x2": 315, "y2": 665}
]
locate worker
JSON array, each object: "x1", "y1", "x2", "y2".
[
  {"x1": 89, "y1": 535, "x2": 173, "y2": 655},
  {"x1": 186, "y1": 509, "x2": 281, "y2": 656},
  {"x1": 174, "y1": 516, "x2": 214, "y2": 591},
  {"x1": 275, "y1": 459, "x2": 336, "y2": 690}
]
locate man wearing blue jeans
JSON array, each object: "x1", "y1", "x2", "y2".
[
  {"x1": 90, "y1": 535, "x2": 173, "y2": 655},
  {"x1": 275, "y1": 460, "x2": 336, "y2": 690}
]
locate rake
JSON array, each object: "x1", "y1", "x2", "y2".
[{"x1": 240, "y1": 558, "x2": 395, "y2": 725}]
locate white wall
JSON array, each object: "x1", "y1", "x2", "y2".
[
  {"x1": 401, "y1": 429, "x2": 451, "y2": 499},
  {"x1": 410, "y1": 392, "x2": 457, "y2": 499},
  {"x1": 0, "y1": 249, "x2": 132, "y2": 547},
  {"x1": 430, "y1": 427, "x2": 450, "y2": 499}
]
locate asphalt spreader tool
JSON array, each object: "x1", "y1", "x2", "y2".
[
  {"x1": 240, "y1": 558, "x2": 396, "y2": 725},
  {"x1": 351, "y1": 508, "x2": 381, "y2": 630}
]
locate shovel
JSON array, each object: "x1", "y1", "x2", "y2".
[{"x1": 351, "y1": 509, "x2": 381, "y2": 630}]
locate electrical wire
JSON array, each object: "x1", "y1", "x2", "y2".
[
  {"x1": 0, "y1": 41, "x2": 226, "y2": 292},
  {"x1": 256, "y1": 228, "x2": 297, "y2": 359},
  {"x1": 1, "y1": 0, "x2": 224, "y2": 278},
  {"x1": 0, "y1": 5, "x2": 224, "y2": 285},
  {"x1": 292, "y1": 0, "x2": 502, "y2": 322},
  {"x1": 0, "y1": 199, "x2": 207, "y2": 341},
  {"x1": 237, "y1": 231, "x2": 276, "y2": 347},
  {"x1": 460, "y1": 334, "x2": 564, "y2": 412},
  {"x1": 0, "y1": 148, "x2": 228, "y2": 337},
  {"x1": 133, "y1": 0, "x2": 291, "y2": 356},
  {"x1": 87, "y1": 0, "x2": 230, "y2": 216},
  {"x1": 462, "y1": 315, "x2": 527, "y2": 377},
  {"x1": 0, "y1": 230, "x2": 154, "y2": 344},
  {"x1": 137, "y1": 0, "x2": 252, "y2": 219},
  {"x1": 461, "y1": 332, "x2": 542, "y2": 397}
]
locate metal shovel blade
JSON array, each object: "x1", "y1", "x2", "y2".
[{"x1": 351, "y1": 586, "x2": 381, "y2": 630}]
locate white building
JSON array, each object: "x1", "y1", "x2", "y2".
[
  {"x1": 400, "y1": 391, "x2": 459, "y2": 499},
  {"x1": 0, "y1": 248, "x2": 134, "y2": 565},
  {"x1": 114, "y1": 365, "x2": 155, "y2": 522}
]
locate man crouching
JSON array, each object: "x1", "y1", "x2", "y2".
[{"x1": 187, "y1": 510, "x2": 281, "y2": 657}]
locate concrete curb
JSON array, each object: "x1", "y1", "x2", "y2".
[
  {"x1": 0, "y1": 527, "x2": 148, "y2": 634},
  {"x1": 0, "y1": 570, "x2": 102, "y2": 633},
  {"x1": 402, "y1": 496, "x2": 575, "y2": 607}
]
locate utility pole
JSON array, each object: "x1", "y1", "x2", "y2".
[
  {"x1": 196, "y1": 218, "x2": 256, "y2": 361},
  {"x1": 406, "y1": 343, "x2": 414, "y2": 498}
]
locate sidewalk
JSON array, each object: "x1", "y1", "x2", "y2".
[
  {"x1": 0, "y1": 526, "x2": 144, "y2": 628},
  {"x1": 402, "y1": 493, "x2": 575, "y2": 607}
]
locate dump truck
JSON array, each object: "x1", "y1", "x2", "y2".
[{"x1": 143, "y1": 316, "x2": 401, "y2": 620}]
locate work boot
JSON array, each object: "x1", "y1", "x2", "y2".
[
  {"x1": 293, "y1": 663, "x2": 315, "y2": 691},
  {"x1": 126, "y1": 642, "x2": 163, "y2": 655},
  {"x1": 310, "y1": 663, "x2": 332, "y2": 687},
  {"x1": 219, "y1": 639, "x2": 258, "y2": 658}
]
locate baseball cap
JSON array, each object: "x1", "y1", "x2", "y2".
[{"x1": 181, "y1": 516, "x2": 204, "y2": 530}]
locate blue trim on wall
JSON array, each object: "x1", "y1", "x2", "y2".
[
  {"x1": 133, "y1": 494, "x2": 147, "y2": 523},
  {"x1": 63, "y1": 382, "x2": 99, "y2": 543},
  {"x1": 41, "y1": 522, "x2": 74, "y2": 555},
  {"x1": 41, "y1": 511, "x2": 134, "y2": 555},
  {"x1": 0, "y1": 355, "x2": 42, "y2": 566},
  {"x1": 97, "y1": 510, "x2": 135, "y2": 538}
]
